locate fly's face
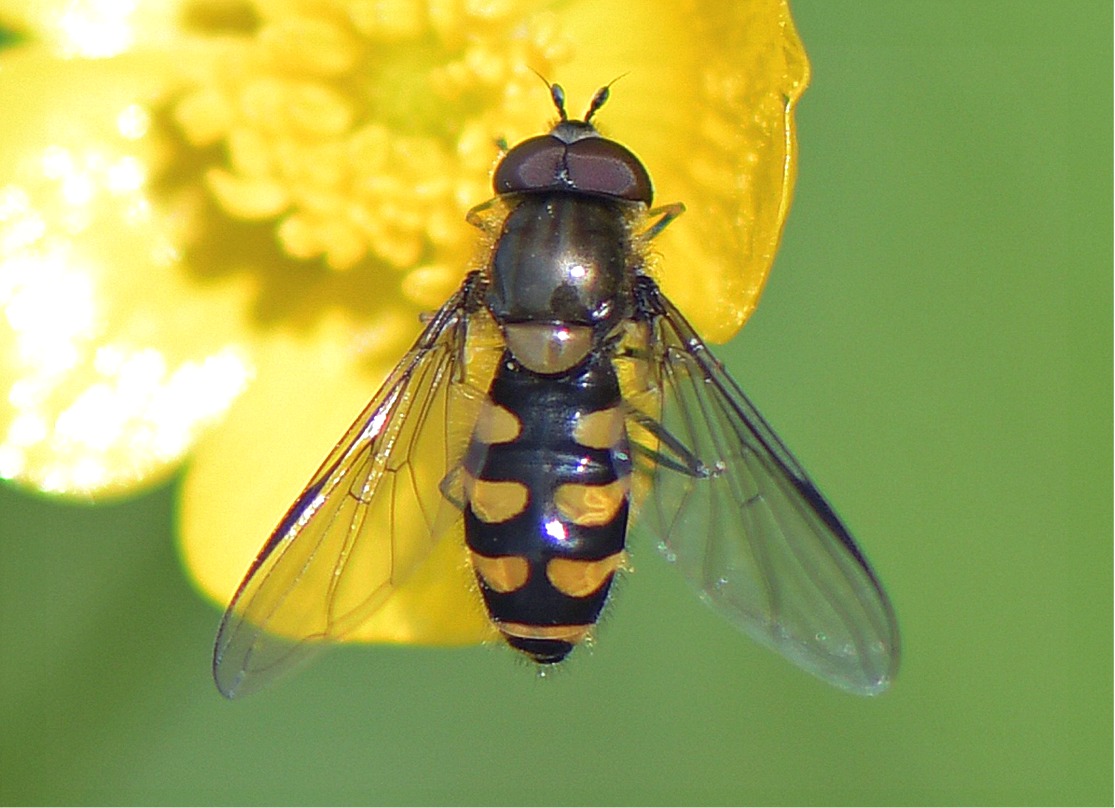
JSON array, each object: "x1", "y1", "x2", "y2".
[{"x1": 212, "y1": 83, "x2": 900, "y2": 698}]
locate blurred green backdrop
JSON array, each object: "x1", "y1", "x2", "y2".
[{"x1": 1, "y1": 2, "x2": 1110, "y2": 804}]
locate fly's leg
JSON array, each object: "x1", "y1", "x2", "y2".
[{"x1": 638, "y1": 202, "x2": 686, "y2": 243}]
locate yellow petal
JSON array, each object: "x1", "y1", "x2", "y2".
[
  {"x1": 180, "y1": 312, "x2": 495, "y2": 644},
  {"x1": 552, "y1": 0, "x2": 809, "y2": 342},
  {"x1": 0, "y1": 49, "x2": 261, "y2": 495}
]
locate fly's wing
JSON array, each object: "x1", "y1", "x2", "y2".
[
  {"x1": 624, "y1": 277, "x2": 899, "y2": 695},
  {"x1": 213, "y1": 278, "x2": 495, "y2": 699}
]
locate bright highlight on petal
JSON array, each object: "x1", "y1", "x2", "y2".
[
  {"x1": 0, "y1": 52, "x2": 259, "y2": 495},
  {"x1": 4, "y1": 0, "x2": 187, "y2": 59},
  {"x1": 57, "y1": 0, "x2": 139, "y2": 58},
  {"x1": 0, "y1": 171, "x2": 254, "y2": 490},
  {"x1": 115, "y1": 103, "x2": 151, "y2": 140}
]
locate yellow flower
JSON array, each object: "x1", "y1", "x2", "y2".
[{"x1": 0, "y1": 0, "x2": 808, "y2": 639}]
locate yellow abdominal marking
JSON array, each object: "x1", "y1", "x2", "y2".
[
  {"x1": 471, "y1": 553, "x2": 530, "y2": 593},
  {"x1": 546, "y1": 553, "x2": 625, "y2": 598},
  {"x1": 573, "y1": 407, "x2": 625, "y2": 449},
  {"x1": 498, "y1": 622, "x2": 592, "y2": 644},
  {"x1": 473, "y1": 400, "x2": 522, "y2": 444},
  {"x1": 553, "y1": 478, "x2": 629, "y2": 526},
  {"x1": 464, "y1": 473, "x2": 529, "y2": 523}
]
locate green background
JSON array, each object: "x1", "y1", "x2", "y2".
[{"x1": 1, "y1": 2, "x2": 1110, "y2": 804}]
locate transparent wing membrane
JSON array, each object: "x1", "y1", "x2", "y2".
[
  {"x1": 625, "y1": 278, "x2": 899, "y2": 694},
  {"x1": 213, "y1": 276, "x2": 499, "y2": 698}
]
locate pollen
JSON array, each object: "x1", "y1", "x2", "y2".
[{"x1": 171, "y1": 1, "x2": 573, "y2": 304}]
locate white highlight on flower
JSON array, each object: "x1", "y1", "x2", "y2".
[
  {"x1": 0, "y1": 137, "x2": 254, "y2": 491},
  {"x1": 57, "y1": 0, "x2": 140, "y2": 59},
  {"x1": 116, "y1": 104, "x2": 150, "y2": 140}
]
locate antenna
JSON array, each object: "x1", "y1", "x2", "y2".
[
  {"x1": 584, "y1": 74, "x2": 628, "y2": 123},
  {"x1": 527, "y1": 70, "x2": 631, "y2": 123},
  {"x1": 528, "y1": 67, "x2": 568, "y2": 121}
]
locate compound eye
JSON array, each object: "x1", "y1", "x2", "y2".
[
  {"x1": 494, "y1": 135, "x2": 565, "y2": 195},
  {"x1": 564, "y1": 138, "x2": 653, "y2": 204},
  {"x1": 493, "y1": 131, "x2": 653, "y2": 204}
]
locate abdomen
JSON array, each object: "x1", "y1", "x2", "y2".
[{"x1": 463, "y1": 350, "x2": 631, "y2": 663}]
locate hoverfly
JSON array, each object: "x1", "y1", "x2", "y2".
[{"x1": 213, "y1": 83, "x2": 899, "y2": 698}]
